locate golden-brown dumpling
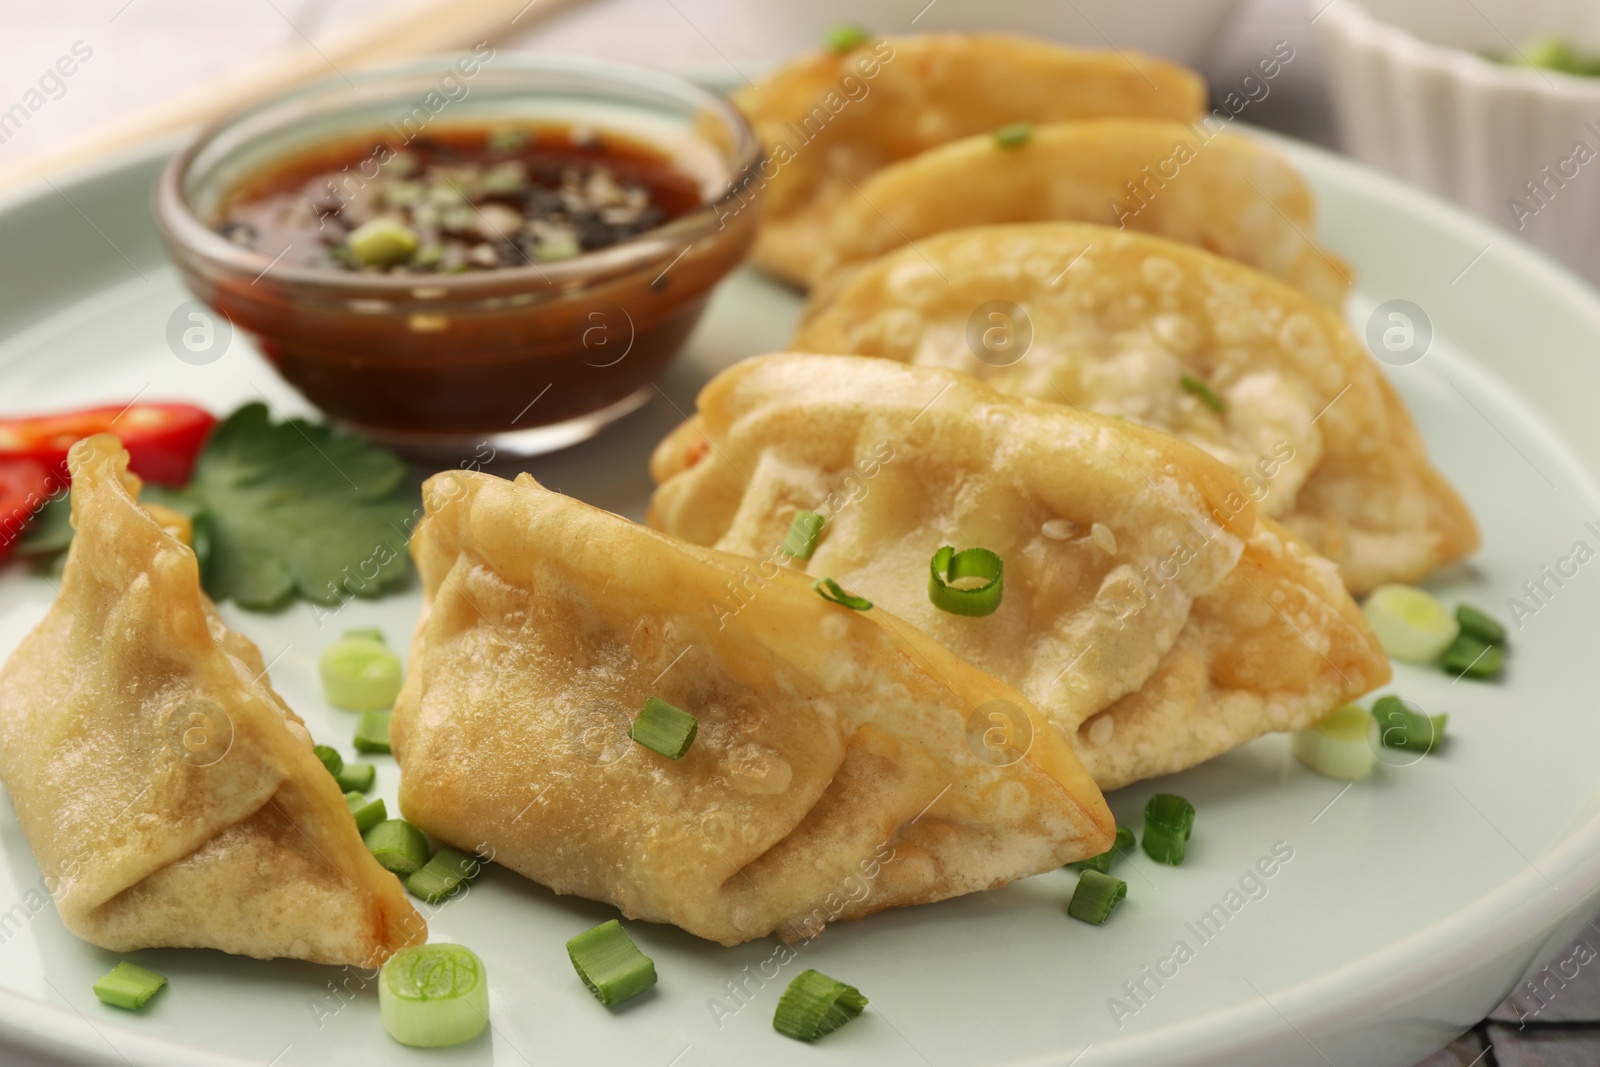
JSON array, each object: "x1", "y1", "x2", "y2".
[
  {"x1": 733, "y1": 33, "x2": 1205, "y2": 287},
  {"x1": 0, "y1": 436, "x2": 423, "y2": 965},
  {"x1": 648, "y1": 356, "x2": 1392, "y2": 789},
  {"x1": 791, "y1": 223, "x2": 1478, "y2": 593},
  {"x1": 392, "y1": 469, "x2": 1112, "y2": 945},
  {"x1": 803, "y1": 119, "x2": 1351, "y2": 303}
]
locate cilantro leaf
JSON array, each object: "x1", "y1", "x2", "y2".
[{"x1": 192, "y1": 404, "x2": 417, "y2": 610}]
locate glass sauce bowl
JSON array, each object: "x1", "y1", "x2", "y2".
[{"x1": 155, "y1": 54, "x2": 763, "y2": 457}]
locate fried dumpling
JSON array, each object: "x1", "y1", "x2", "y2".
[
  {"x1": 733, "y1": 33, "x2": 1204, "y2": 287},
  {"x1": 791, "y1": 223, "x2": 1478, "y2": 593},
  {"x1": 0, "y1": 436, "x2": 423, "y2": 965},
  {"x1": 392, "y1": 468, "x2": 1112, "y2": 945},
  {"x1": 802, "y1": 119, "x2": 1351, "y2": 304},
  {"x1": 648, "y1": 356, "x2": 1391, "y2": 789}
]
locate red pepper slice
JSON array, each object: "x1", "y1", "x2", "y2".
[
  {"x1": 0, "y1": 458, "x2": 56, "y2": 559},
  {"x1": 0, "y1": 403, "x2": 216, "y2": 487}
]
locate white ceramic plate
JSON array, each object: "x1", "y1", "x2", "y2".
[{"x1": 2, "y1": 130, "x2": 1600, "y2": 1067}]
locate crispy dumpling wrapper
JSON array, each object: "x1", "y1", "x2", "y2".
[
  {"x1": 802, "y1": 119, "x2": 1351, "y2": 303},
  {"x1": 0, "y1": 436, "x2": 423, "y2": 965},
  {"x1": 733, "y1": 33, "x2": 1204, "y2": 287},
  {"x1": 648, "y1": 356, "x2": 1391, "y2": 789},
  {"x1": 791, "y1": 223, "x2": 1478, "y2": 594},
  {"x1": 392, "y1": 469, "x2": 1112, "y2": 945}
]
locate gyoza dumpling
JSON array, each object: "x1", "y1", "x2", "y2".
[
  {"x1": 0, "y1": 436, "x2": 423, "y2": 965},
  {"x1": 802, "y1": 119, "x2": 1351, "y2": 304},
  {"x1": 648, "y1": 356, "x2": 1391, "y2": 789},
  {"x1": 791, "y1": 223, "x2": 1478, "y2": 594},
  {"x1": 733, "y1": 33, "x2": 1204, "y2": 287},
  {"x1": 392, "y1": 469, "x2": 1112, "y2": 945}
]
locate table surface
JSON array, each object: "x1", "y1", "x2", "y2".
[{"x1": 0, "y1": 1, "x2": 1591, "y2": 1065}]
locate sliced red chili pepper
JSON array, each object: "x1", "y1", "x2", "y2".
[
  {"x1": 0, "y1": 458, "x2": 57, "y2": 559},
  {"x1": 0, "y1": 403, "x2": 216, "y2": 487}
]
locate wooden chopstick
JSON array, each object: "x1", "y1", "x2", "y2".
[{"x1": 0, "y1": 0, "x2": 589, "y2": 192}]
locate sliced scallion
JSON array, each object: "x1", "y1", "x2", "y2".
[
  {"x1": 1180, "y1": 374, "x2": 1226, "y2": 413},
  {"x1": 1361, "y1": 584, "x2": 1459, "y2": 663},
  {"x1": 781, "y1": 510, "x2": 826, "y2": 560},
  {"x1": 928, "y1": 545, "x2": 1004, "y2": 616},
  {"x1": 353, "y1": 711, "x2": 393, "y2": 754},
  {"x1": 1291, "y1": 704, "x2": 1376, "y2": 780},
  {"x1": 344, "y1": 627, "x2": 386, "y2": 642},
  {"x1": 406, "y1": 846, "x2": 483, "y2": 904},
  {"x1": 1142, "y1": 794, "x2": 1195, "y2": 866},
  {"x1": 567, "y1": 920, "x2": 657, "y2": 1006},
  {"x1": 993, "y1": 122, "x2": 1033, "y2": 148},
  {"x1": 379, "y1": 944, "x2": 489, "y2": 1048},
  {"x1": 348, "y1": 217, "x2": 420, "y2": 268},
  {"x1": 364, "y1": 819, "x2": 430, "y2": 877},
  {"x1": 1442, "y1": 635, "x2": 1504, "y2": 681},
  {"x1": 335, "y1": 762, "x2": 376, "y2": 794},
  {"x1": 1455, "y1": 603, "x2": 1506, "y2": 646},
  {"x1": 825, "y1": 24, "x2": 870, "y2": 52},
  {"x1": 313, "y1": 744, "x2": 343, "y2": 777},
  {"x1": 1067, "y1": 869, "x2": 1128, "y2": 925},
  {"x1": 630, "y1": 696, "x2": 698, "y2": 759},
  {"x1": 1371, "y1": 696, "x2": 1447, "y2": 753},
  {"x1": 92, "y1": 962, "x2": 167, "y2": 1010},
  {"x1": 320, "y1": 635, "x2": 404, "y2": 711},
  {"x1": 815, "y1": 577, "x2": 872, "y2": 610},
  {"x1": 773, "y1": 969, "x2": 867, "y2": 1042},
  {"x1": 346, "y1": 791, "x2": 388, "y2": 834},
  {"x1": 1070, "y1": 825, "x2": 1134, "y2": 875}
]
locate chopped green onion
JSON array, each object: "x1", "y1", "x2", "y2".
[
  {"x1": 773, "y1": 969, "x2": 867, "y2": 1042},
  {"x1": 335, "y1": 762, "x2": 376, "y2": 794},
  {"x1": 320, "y1": 636, "x2": 404, "y2": 711},
  {"x1": 346, "y1": 791, "x2": 388, "y2": 834},
  {"x1": 353, "y1": 711, "x2": 393, "y2": 754},
  {"x1": 347, "y1": 217, "x2": 420, "y2": 268},
  {"x1": 380, "y1": 943, "x2": 489, "y2": 1048},
  {"x1": 344, "y1": 627, "x2": 386, "y2": 642},
  {"x1": 566, "y1": 920, "x2": 657, "y2": 1006},
  {"x1": 1443, "y1": 635, "x2": 1505, "y2": 680},
  {"x1": 1070, "y1": 826, "x2": 1134, "y2": 874},
  {"x1": 1290, "y1": 704, "x2": 1376, "y2": 780},
  {"x1": 92, "y1": 962, "x2": 167, "y2": 1010},
  {"x1": 1067, "y1": 869, "x2": 1128, "y2": 925},
  {"x1": 928, "y1": 545, "x2": 1004, "y2": 616},
  {"x1": 1361, "y1": 584, "x2": 1459, "y2": 663},
  {"x1": 993, "y1": 122, "x2": 1033, "y2": 148},
  {"x1": 536, "y1": 235, "x2": 581, "y2": 262},
  {"x1": 781, "y1": 510, "x2": 826, "y2": 560},
  {"x1": 1454, "y1": 604, "x2": 1506, "y2": 646},
  {"x1": 1142, "y1": 794, "x2": 1195, "y2": 866},
  {"x1": 1180, "y1": 374, "x2": 1226, "y2": 413},
  {"x1": 313, "y1": 744, "x2": 343, "y2": 777},
  {"x1": 488, "y1": 127, "x2": 530, "y2": 153},
  {"x1": 630, "y1": 696, "x2": 698, "y2": 759},
  {"x1": 825, "y1": 24, "x2": 870, "y2": 52},
  {"x1": 406, "y1": 846, "x2": 483, "y2": 904},
  {"x1": 815, "y1": 577, "x2": 872, "y2": 610},
  {"x1": 1371, "y1": 695, "x2": 1447, "y2": 753},
  {"x1": 364, "y1": 819, "x2": 430, "y2": 877}
]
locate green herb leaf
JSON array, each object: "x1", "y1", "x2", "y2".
[
  {"x1": 191, "y1": 404, "x2": 416, "y2": 610},
  {"x1": 993, "y1": 122, "x2": 1033, "y2": 148},
  {"x1": 1179, "y1": 374, "x2": 1226, "y2": 413}
]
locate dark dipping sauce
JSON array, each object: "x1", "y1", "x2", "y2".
[
  {"x1": 181, "y1": 121, "x2": 760, "y2": 445},
  {"x1": 215, "y1": 125, "x2": 706, "y2": 273}
]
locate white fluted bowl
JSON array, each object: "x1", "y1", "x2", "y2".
[{"x1": 1316, "y1": 0, "x2": 1600, "y2": 284}]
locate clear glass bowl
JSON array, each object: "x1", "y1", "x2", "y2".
[{"x1": 155, "y1": 55, "x2": 763, "y2": 457}]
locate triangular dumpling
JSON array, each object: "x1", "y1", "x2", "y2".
[
  {"x1": 0, "y1": 436, "x2": 423, "y2": 965},
  {"x1": 393, "y1": 468, "x2": 1112, "y2": 945},
  {"x1": 649, "y1": 356, "x2": 1392, "y2": 790},
  {"x1": 734, "y1": 33, "x2": 1205, "y2": 287},
  {"x1": 803, "y1": 119, "x2": 1351, "y2": 303},
  {"x1": 792, "y1": 223, "x2": 1478, "y2": 593}
]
